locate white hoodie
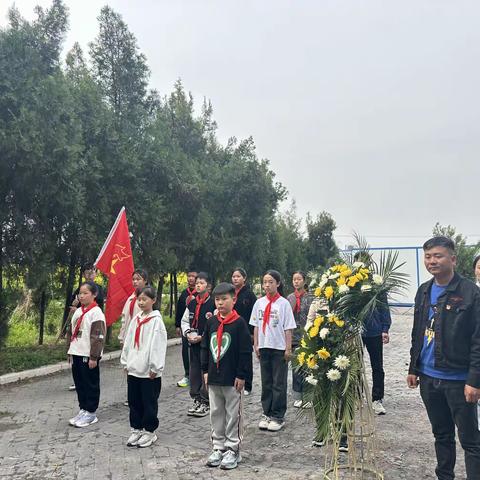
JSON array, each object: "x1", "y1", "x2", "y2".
[{"x1": 120, "y1": 309, "x2": 167, "y2": 378}]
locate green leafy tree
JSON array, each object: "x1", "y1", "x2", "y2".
[
  {"x1": 432, "y1": 223, "x2": 480, "y2": 280},
  {"x1": 305, "y1": 212, "x2": 338, "y2": 270}
]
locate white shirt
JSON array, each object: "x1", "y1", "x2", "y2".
[
  {"x1": 67, "y1": 305, "x2": 105, "y2": 357},
  {"x1": 249, "y1": 296, "x2": 296, "y2": 350},
  {"x1": 118, "y1": 292, "x2": 141, "y2": 341},
  {"x1": 120, "y1": 310, "x2": 167, "y2": 378}
]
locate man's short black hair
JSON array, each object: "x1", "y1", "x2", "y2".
[
  {"x1": 423, "y1": 236, "x2": 456, "y2": 253},
  {"x1": 212, "y1": 282, "x2": 235, "y2": 297},
  {"x1": 82, "y1": 262, "x2": 95, "y2": 272}
]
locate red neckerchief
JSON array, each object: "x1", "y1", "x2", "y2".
[
  {"x1": 262, "y1": 292, "x2": 281, "y2": 334},
  {"x1": 233, "y1": 286, "x2": 242, "y2": 305},
  {"x1": 134, "y1": 313, "x2": 155, "y2": 348},
  {"x1": 192, "y1": 293, "x2": 209, "y2": 329},
  {"x1": 294, "y1": 290, "x2": 305, "y2": 314},
  {"x1": 129, "y1": 294, "x2": 137, "y2": 317},
  {"x1": 186, "y1": 287, "x2": 196, "y2": 306},
  {"x1": 71, "y1": 302, "x2": 98, "y2": 342},
  {"x1": 216, "y1": 311, "x2": 240, "y2": 369}
]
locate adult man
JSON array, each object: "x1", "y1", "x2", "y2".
[{"x1": 407, "y1": 236, "x2": 480, "y2": 479}]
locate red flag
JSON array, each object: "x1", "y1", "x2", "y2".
[{"x1": 95, "y1": 207, "x2": 135, "y2": 326}]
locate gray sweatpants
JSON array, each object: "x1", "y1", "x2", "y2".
[{"x1": 208, "y1": 385, "x2": 243, "y2": 452}]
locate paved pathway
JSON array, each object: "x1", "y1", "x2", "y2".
[{"x1": 0, "y1": 309, "x2": 466, "y2": 479}]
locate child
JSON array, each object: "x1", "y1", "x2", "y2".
[
  {"x1": 120, "y1": 286, "x2": 167, "y2": 448},
  {"x1": 231, "y1": 267, "x2": 257, "y2": 395},
  {"x1": 181, "y1": 272, "x2": 215, "y2": 417},
  {"x1": 67, "y1": 281, "x2": 106, "y2": 428},
  {"x1": 175, "y1": 269, "x2": 198, "y2": 388},
  {"x1": 250, "y1": 270, "x2": 296, "y2": 432},
  {"x1": 287, "y1": 271, "x2": 313, "y2": 408},
  {"x1": 118, "y1": 269, "x2": 149, "y2": 343},
  {"x1": 201, "y1": 282, "x2": 252, "y2": 470}
]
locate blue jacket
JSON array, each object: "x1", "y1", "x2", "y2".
[{"x1": 362, "y1": 304, "x2": 391, "y2": 337}]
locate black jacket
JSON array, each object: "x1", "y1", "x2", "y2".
[
  {"x1": 408, "y1": 272, "x2": 480, "y2": 388},
  {"x1": 233, "y1": 285, "x2": 257, "y2": 334},
  {"x1": 175, "y1": 287, "x2": 197, "y2": 328},
  {"x1": 200, "y1": 315, "x2": 253, "y2": 386},
  {"x1": 182, "y1": 295, "x2": 215, "y2": 337}
]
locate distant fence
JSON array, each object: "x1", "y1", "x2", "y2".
[{"x1": 340, "y1": 246, "x2": 426, "y2": 307}]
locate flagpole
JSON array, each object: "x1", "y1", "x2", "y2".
[{"x1": 94, "y1": 206, "x2": 125, "y2": 268}]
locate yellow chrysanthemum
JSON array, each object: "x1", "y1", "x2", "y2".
[
  {"x1": 355, "y1": 272, "x2": 364, "y2": 281},
  {"x1": 309, "y1": 325, "x2": 319, "y2": 338},
  {"x1": 340, "y1": 268, "x2": 352, "y2": 277},
  {"x1": 314, "y1": 315, "x2": 324, "y2": 328},
  {"x1": 317, "y1": 348, "x2": 331, "y2": 360},
  {"x1": 359, "y1": 268, "x2": 370, "y2": 276},
  {"x1": 334, "y1": 318, "x2": 345, "y2": 328},
  {"x1": 306, "y1": 354, "x2": 317, "y2": 369},
  {"x1": 330, "y1": 265, "x2": 340, "y2": 273},
  {"x1": 336, "y1": 276, "x2": 346, "y2": 286},
  {"x1": 298, "y1": 351, "x2": 306, "y2": 366},
  {"x1": 301, "y1": 338, "x2": 307, "y2": 348},
  {"x1": 347, "y1": 276, "x2": 359, "y2": 287},
  {"x1": 324, "y1": 286, "x2": 334, "y2": 299},
  {"x1": 314, "y1": 287, "x2": 322, "y2": 297}
]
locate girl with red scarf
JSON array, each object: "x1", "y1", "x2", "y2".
[
  {"x1": 67, "y1": 281, "x2": 106, "y2": 428},
  {"x1": 287, "y1": 271, "x2": 313, "y2": 408},
  {"x1": 249, "y1": 270, "x2": 296, "y2": 432},
  {"x1": 120, "y1": 286, "x2": 167, "y2": 448}
]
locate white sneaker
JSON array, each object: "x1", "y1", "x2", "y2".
[
  {"x1": 372, "y1": 400, "x2": 386, "y2": 415},
  {"x1": 137, "y1": 431, "x2": 157, "y2": 448},
  {"x1": 74, "y1": 411, "x2": 98, "y2": 428},
  {"x1": 267, "y1": 418, "x2": 285, "y2": 432},
  {"x1": 293, "y1": 399, "x2": 303, "y2": 408},
  {"x1": 68, "y1": 384, "x2": 76, "y2": 391},
  {"x1": 177, "y1": 376, "x2": 189, "y2": 387},
  {"x1": 69, "y1": 409, "x2": 85, "y2": 426},
  {"x1": 206, "y1": 449, "x2": 224, "y2": 467},
  {"x1": 126, "y1": 429, "x2": 143, "y2": 447},
  {"x1": 220, "y1": 449, "x2": 241, "y2": 470},
  {"x1": 123, "y1": 400, "x2": 129, "y2": 406},
  {"x1": 244, "y1": 389, "x2": 251, "y2": 397},
  {"x1": 258, "y1": 414, "x2": 270, "y2": 430}
]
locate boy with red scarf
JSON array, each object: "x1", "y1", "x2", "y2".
[
  {"x1": 175, "y1": 269, "x2": 198, "y2": 387},
  {"x1": 67, "y1": 282, "x2": 106, "y2": 428},
  {"x1": 181, "y1": 272, "x2": 215, "y2": 417},
  {"x1": 201, "y1": 282, "x2": 252, "y2": 470}
]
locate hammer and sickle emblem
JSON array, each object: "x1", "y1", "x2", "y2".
[{"x1": 110, "y1": 244, "x2": 131, "y2": 274}]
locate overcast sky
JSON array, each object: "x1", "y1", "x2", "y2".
[{"x1": 2, "y1": 0, "x2": 480, "y2": 249}]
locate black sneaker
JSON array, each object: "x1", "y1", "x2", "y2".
[
  {"x1": 338, "y1": 436, "x2": 349, "y2": 452},
  {"x1": 192, "y1": 403, "x2": 209, "y2": 417}
]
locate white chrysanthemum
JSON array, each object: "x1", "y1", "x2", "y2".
[
  {"x1": 319, "y1": 328, "x2": 330, "y2": 340},
  {"x1": 361, "y1": 284, "x2": 372, "y2": 292},
  {"x1": 304, "y1": 319, "x2": 313, "y2": 332},
  {"x1": 352, "y1": 261, "x2": 365, "y2": 269},
  {"x1": 328, "y1": 273, "x2": 340, "y2": 280},
  {"x1": 326, "y1": 369, "x2": 342, "y2": 381},
  {"x1": 306, "y1": 374, "x2": 318, "y2": 386},
  {"x1": 372, "y1": 274, "x2": 383, "y2": 285},
  {"x1": 319, "y1": 278, "x2": 328, "y2": 288},
  {"x1": 338, "y1": 284, "x2": 350, "y2": 295},
  {"x1": 333, "y1": 355, "x2": 350, "y2": 370}
]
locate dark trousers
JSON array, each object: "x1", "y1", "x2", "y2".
[
  {"x1": 259, "y1": 348, "x2": 288, "y2": 420},
  {"x1": 71, "y1": 355, "x2": 100, "y2": 413},
  {"x1": 245, "y1": 352, "x2": 253, "y2": 392},
  {"x1": 189, "y1": 344, "x2": 208, "y2": 404},
  {"x1": 181, "y1": 335, "x2": 190, "y2": 377},
  {"x1": 420, "y1": 374, "x2": 480, "y2": 480},
  {"x1": 127, "y1": 375, "x2": 161, "y2": 432},
  {"x1": 292, "y1": 367, "x2": 305, "y2": 398},
  {"x1": 362, "y1": 335, "x2": 384, "y2": 401}
]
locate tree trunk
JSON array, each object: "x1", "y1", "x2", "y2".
[
  {"x1": 173, "y1": 271, "x2": 178, "y2": 317},
  {"x1": 157, "y1": 274, "x2": 165, "y2": 310},
  {"x1": 39, "y1": 290, "x2": 46, "y2": 345},
  {"x1": 169, "y1": 272, "x2": 174, "y2": 318},
  {"x1": 61, "y1": 250, "x2": 78, "y2": 336}
]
